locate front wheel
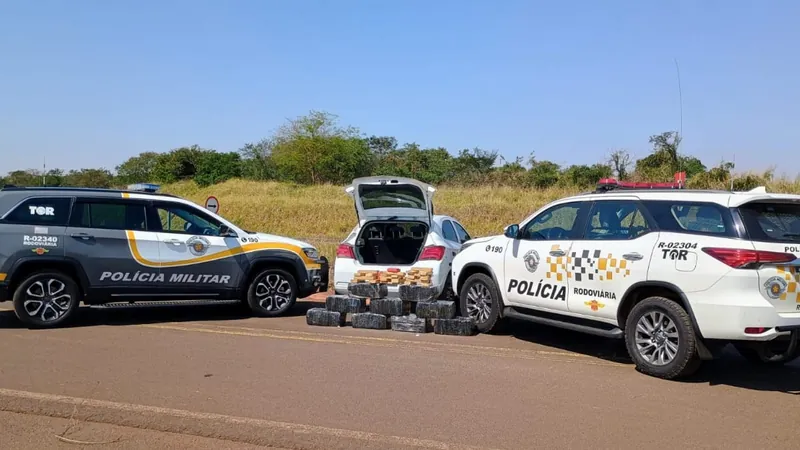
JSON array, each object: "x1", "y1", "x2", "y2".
[
  {"x1": 733, "y1": 332, "x2": 800, "y2": 365},
  {"x1": 246, "y1": 269, "x2": 298, "y2": 317},
  {"x1": 459, "y1": 273, "x2": 502, "y2": 333},
  {"x1": 13, "y1": 271, "x2": 81, "y2": 328},
  {"x1": 624, "y1": 296, "x2": 702, "y2": 380}
]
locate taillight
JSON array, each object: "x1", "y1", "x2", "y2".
[
  {"x1": 419, "y1": 245, "x2": 446, "y2": 261},
  {"x1": 701, "y1": 247, "x2": 796, "y2": 269},
  {"x1": 336, "y1": 244, "x2": 355, "y2": 259}
]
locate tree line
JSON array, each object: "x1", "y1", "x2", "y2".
[{"x1": 1, "y1": 110, "x2": 762, "y2": 190}]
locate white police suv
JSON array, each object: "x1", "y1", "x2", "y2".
[{"x1": 451, "y1": 176, "x2": 800, "y2": 379}]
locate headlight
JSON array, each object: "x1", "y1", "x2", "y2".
[{"x1": 302, "y1": 248, "x2": 319, "y2": 260}]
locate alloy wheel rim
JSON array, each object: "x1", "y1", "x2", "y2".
[
  {"x1": 635, "y1": 310, "x2": 680, "y2": 366},
  {"x1": 23, "y1": 279, "x2": 72, "y2": 322},
  {"x1": 255, "y1": 274, "x2": 292, "y2": 311},
  {"x1": 466, "y1": 282, "x2": 493, "y2": 324}
]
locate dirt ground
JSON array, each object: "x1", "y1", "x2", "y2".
[{"x1": 0, "y1": 298, "x2": 797, "y2": 449}]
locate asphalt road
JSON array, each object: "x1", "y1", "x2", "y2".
[{"x1": 0, "y1": 298, "x2": 798, "y2": 450}]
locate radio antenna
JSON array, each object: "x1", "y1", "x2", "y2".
[{"x1": 674, "y1": 58, "x2": 684, "y2": 184}]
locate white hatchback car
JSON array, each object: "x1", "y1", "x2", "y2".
[
  {"x1": 451, "y1": 180, "x2": 800, "y2": 379},
  {"x1": 333, "y1": 177, "x2": 471, "y2": 300}
]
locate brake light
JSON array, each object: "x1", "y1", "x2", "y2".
[
  {"x1": 744, "y1": 327, "x2": 770, "y2": 335},
  {"x1": 701, "y1": 247, "x2": 796, "y2": 268},
  {"x1": 336, "y1": 244, "x2": 355, "y2": 259},
  {"x1": 419, "y1": 245, "x2": 446, "y2": 261}
]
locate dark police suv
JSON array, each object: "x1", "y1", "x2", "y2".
[{"x1": 0, "y1": 185, "x2": 328, "y2": 328}]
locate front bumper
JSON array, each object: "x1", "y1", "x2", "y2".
[{"x1": 299, "y1": 256, "x2": 329, "y2": 297}]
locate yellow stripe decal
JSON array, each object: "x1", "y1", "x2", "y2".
[
  {"x1": 0, "y1": 273, "x2": 6, "y2": 282},
  {"x1": 121, "y1": 193, "x2": 130, "y2": 198},
  {"x1": 125, "y1": 231, "x2": 321, "y2": 269}
]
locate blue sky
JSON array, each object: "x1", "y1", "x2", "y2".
[{"x1": 1, "y1": 0, "x2": 798, "y2": 176}]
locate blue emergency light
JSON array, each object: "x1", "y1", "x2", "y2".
[{"x1": 127, "y1": 183, "x2": 161, "y2": 193}]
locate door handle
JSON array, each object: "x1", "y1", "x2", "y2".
[
  {"x1": 549, "y1": 250, "x2": 565, "y2": 257},
  {"x1": 623, "y1": 253, "x2": 644, "y2": 261},
  {"x1": 164, "y1": 239, "x2": 183, "y2": 246},
  {"x1": 70, "y1": 233, "x2": 94, "y2": 240}
]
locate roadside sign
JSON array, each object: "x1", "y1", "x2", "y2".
[{"x1": 204, "y1": 196, "x2": 219, "y2": 214}]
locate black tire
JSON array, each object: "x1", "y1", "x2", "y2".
[
  {"x1": 12, "y1": 271, "x2": 81, "y2": 329},
  {"x1": 733, "y1": 332, "x2": 800, "y2": 365},
  {"x1": 624, "y1": 296, "x2": 702, "y2": 380},
  {"x1": 246, "y1": 268, "x2": 298, "y2": 317},
  {"x1": 459, "y1": 273, "x2": 503, "y2": 334}
]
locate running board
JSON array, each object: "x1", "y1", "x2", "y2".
[
  {"x1": 502, "y1": 307, "x2": 624, "y2": 339},
  {"x1": 92, "y1": 300, "x2": 240, "y2": 309}
]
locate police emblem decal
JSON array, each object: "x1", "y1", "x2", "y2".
[
  {"x1": 523, "y1": 249, "x2": 540, "y2": 273},
  {"x1": 764, "y1": 275, "x2": 787, "y2": 299},
  {"x1": 187, "y1": 236, "x2": 211, "y2": 256}
]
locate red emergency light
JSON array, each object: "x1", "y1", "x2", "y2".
[{"x1": 596, "y1": 172, "x2": 686, "y2": 192}]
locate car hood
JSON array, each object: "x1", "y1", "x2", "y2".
[
  {"x1": 250, "y1": 232, "x2": 315, "y2": 249},
  {"x1": 463, "y1": 235, "x2": 498, "y2": 246}
]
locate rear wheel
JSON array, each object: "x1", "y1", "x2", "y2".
[
  {"x1": 459, "y1": 273, "x2": 502, "y2": 333},
  {"x1": 733, "y1": 332, "x2": 800, "y2": 365},
  {"x1": 13, "y1": 271, "x2": 81, "y2": 328},
  {"x1": 624, "y1": 296, "x2": 702, "y2": 380},
  {"x1": 246, "y1": 269, "x2": 298, "y2": 317}
]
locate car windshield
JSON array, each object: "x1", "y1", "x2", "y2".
[
  {"x1": 358, "y1": 185, "x2": 426, "y2": 210},
  {"x1": 739, "y1": 201, "x2": 800, "y2": 242}
]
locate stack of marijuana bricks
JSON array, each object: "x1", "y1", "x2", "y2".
[
  {"x1": 306, "y1": 282, "x2": 477, "y2": 336},
  {"x1": 351, "y1": 268, "x2": 434, "y2": 287}
]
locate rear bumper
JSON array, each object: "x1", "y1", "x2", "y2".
[
  {"x1": 693, "y1": 302, "x2": 800, "y2": 341},
  {"x1": 0, "y1": 282, "x2": 8, "y2": 302}
]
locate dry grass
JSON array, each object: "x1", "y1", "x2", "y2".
[{"x1": 162, "y1": 177, "x2": 800, "y2": 259}]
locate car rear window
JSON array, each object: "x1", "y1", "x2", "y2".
[
  {"x1": 358, "y1": 185, "x2": 426, "y2": 210},
  {"x1": 738, "y1": 202, "x2": 800, "y2": 243},
  {"x1": 2, "y1": 197, "x2": 73, "y2": 226},
  {"x1": 641, "y1": 200, "x2": 736, "y2": 237}
]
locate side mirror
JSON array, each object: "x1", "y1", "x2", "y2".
[
  {"x1": 219, "y1": 225, "x2": 238, "y2": 238},
  {"x1": 503, "y1": 224, "x2": 519, "y2": 239}
]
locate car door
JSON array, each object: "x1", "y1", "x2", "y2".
[
  {"x1": 503, "y1": 201, "x2": 590, "y2": 312},
  {"x1": 452, "y1": 220, "x2": 472, "y2": 246},
  {"x1": 440, "y1": 218, "x2": 463, "y2": 259},
  {"x1": 64, "y1": 197, "x2": 162, "y2": 297},
  {"x1": 149, "y1": 200, "x2": 243, "y2": 297},
  {"x1": 566, "y1": 199, "x2": 659, "y2": 321}
]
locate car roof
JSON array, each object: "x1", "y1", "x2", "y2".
[
  {"x1": 0, "y1": 186, "x2": 182, "y2": 214},
  {"x1": 0, "y1": 186, "x2": 178, "y2": 198},
  {"x1": 559, "y1": 187, "x2": 800, "y2": 208}
]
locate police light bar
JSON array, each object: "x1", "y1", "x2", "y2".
[
  {"x1": 596, "y1": 172, "x2": 686, "y2": 192},
  {"x1": 127, "y1": 183, "x2": 161, "y2": 193}
]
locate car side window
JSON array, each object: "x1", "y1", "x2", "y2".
[
  {"x1": 442, "y1": 220, "x2": 458, "y2": 242},
  {"x1": 584, "y1": 201, "x2": 652, "y2": 240},
  {"x1": 642, "y1": 200, "x2": 734, "y2": 237},
  {"x1": 453, "y1": 221, "x2": 471, "y2": 242},
  {"x1": 521, "y1": 202, "x2": 585, "y2": 241},
  {"x1": 3, "y1": 197, "x2": 73, "y2": 226},
  {"x1": 154, "y1": 202, "x2": 223, "y2": 236},
  {"x1": 70, "y1": 200, "x2": 148, "y2": 231}
]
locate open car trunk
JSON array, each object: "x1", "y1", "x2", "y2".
[{"x1": 355, "y1": 220, "x2": 429, "y2": 265}]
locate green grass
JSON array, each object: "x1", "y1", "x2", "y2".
[{"x1": 162, "y1": 177, "x2": 800, "y2": 261}]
